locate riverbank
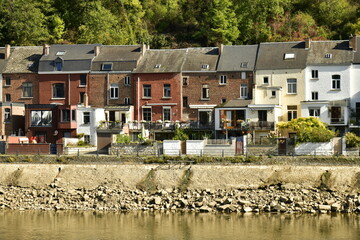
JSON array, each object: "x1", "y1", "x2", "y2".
[{"x1": 0, "y1": 164, "x2": 359, "y2": 213}]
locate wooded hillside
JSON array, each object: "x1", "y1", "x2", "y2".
[{"x1": 0, "y1": 0, "x2": 359, "y2": 47}]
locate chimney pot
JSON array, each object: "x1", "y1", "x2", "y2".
[
  {"x1": 305, "y1": 38, "x2": 311, "y2": 49},
  {"x1": 43, "y1": 43, "x2": 50, "y2": 55},
  {"x1": 5, "y1": 44, "x2": 10, "y2": 60},
  {"x1": 95, "y1": 46, "x2": 100, "y2": 56},
  {"x1": 142, "y1": 44, "x2": 147, "y2": 56},
  {"x1": 219, "y1": 44, "x2": 224, "y2": 56},
  {"x1": 84, "y1": 93, "x2": 89, "y2": 107},
  {"x1": 349, "y1": 35, "x2": 357, "y2": 51}
]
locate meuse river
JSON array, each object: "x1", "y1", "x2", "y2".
[{"x1": 0, "y1": 211, "x2": 359, "y2": 240}]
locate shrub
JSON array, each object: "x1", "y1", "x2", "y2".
[
  {"x1": 345, "y1": 132, "x2": 360, "y2": 148},
  {"x1": 116, "y1": 134, "x2": 131, "y2": 144}
]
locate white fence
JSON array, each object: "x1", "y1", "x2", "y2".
[{"x1": 294, "y1": 139, "x2": 334, "y2": 156}]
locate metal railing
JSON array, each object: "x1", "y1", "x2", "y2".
[
  {"x1": 249, "y1": 121, "x2": 275, "y2": 130},
  {"x1": 97, "y1": 121, "x2": 124, "y2": 130},
  {"x1": 128, "y1": 121, "x2": 214, "y2": 131}
]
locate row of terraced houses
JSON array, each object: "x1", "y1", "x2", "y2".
[{"x1": 1, "y1": 36, "x2": 360, "y2": 152}]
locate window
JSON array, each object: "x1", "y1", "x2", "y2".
[
  {"x1": 143, "y1": 84, "x2": 151, "y2": 98},
  {"x1": 309, "y1": 108, "x2": 320, "y2": 117},
  {"x1": 219, "y1": 75, "x2": 227, "y2": 85},
  {"x1": 325, "y1": 53, "x2": 332, "y2": 59},
  {"x1": 22, "y1": 83, "x2": 33, "y2": 98},
  {"x1": 240, "y1": 84, "x2": 248, "y2": 99},
  {"x1": 5, "y1": 94, "x2": 11, "y2": 102},
  {"x1": 240, "y1": 62, "x2": 248, "y2": 68},
  {"x1": 154, "y1": 64, "x2": 161, "y2": 68},
  {"x1": 124, "y1": 76, "x2": 131, "y2": 86},
  {"x1": 4, "y1": 108, "x2": 10, "y2": 122},
  {"x1": 263, "y1": 76, "x2": 269, "y2": 84},
  {"x1": 287, "y1": 79, "x2": 297, "y2": 94},
  {"x1": 202, "y1": 84, "x2": 209, "y2": 99},
  {"x1": 53, "y1": 83, "x2": 65, "y2": 98},
  {"x1": 80, "y1": 75, "x2": 86, "y2": 86},
  {"x1": 164, "y1": 84, "x2": 171, "y2": 98},
  {"x1": 62, "y1": 109, "x2": 70, "y2": 122},
  {"x1": 124, "y1": 97, "x2": 130, "y2": 105},
  {"x1": 83, "y1": 112, "x2": 90, "y2": 124},
  {"x1": 183, "y1": 77, "x2": 189, "y2": 86},
  {"x1": 163, "y1": 107, "x2": 171, "y2": 121},
  {"x1": 142, "y1": 107, "x2": 152, "y2": 121},
  {"x1": 31, "y1": 111, "x2": 52, "y2": 126},
  {"x1": 287, "y1": 105, "x2": 297, "y2": 121},
  {"x1": 56, "y1": 51, "x2": 66, "y2": 56},
  {"x1": 84, "y1": 135, "x2": 90, "y2": 143},
  {"x1": 311, "y1": 91, "x2": 318, "y2": 100},
  {"x1": 241, "y1": 72, "x2": 246, "y2": 80},
  {"x1": 110, "y1": 83, "x2": 119, "y2": 99},
  {"x1": 80, "y1": 92, "x2": 85, "y2": 104},
  {"x1": 332, "y1": 75, "x2": 341, "y2": 90},
  {"x1": 72, "y1": 110, "x2": 76, "y2": 121},
  {"x1": 221, "y1": 98, "x2": 227, "y2": 104},
  {"x1": 201, "y1": 64, "x2": 209, "y2": 69},
  {"x1": 258, "y1": 110, "x2": 267, "y2": 122},
  {"x1": 55, "y1": 62, "x2": 62, "y2": 71},
  {"x1": 284, "y1": 53, "x2": 295, "y2": 59},
  {"x1": 102, "y1": 63, "x2": 113, "y2": 71},
  {"x1": 5, "y1": 77, "x2": 11, "y2": 86},
  {"x1": 311, "y1": 70, "x2": 318, "y2": 79},
  {"x1": 271, "y1": 90, "x2": 276, "y2": 97},
  {"x1": 183, "y1": 96, "x2": 188, "y2": 107}
]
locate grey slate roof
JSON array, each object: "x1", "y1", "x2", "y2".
[
  {"x1": 217, "y1": 45, "x2": 258, "y2": 71},
  {"x1": 352, "y1": 36, "x2": 360, "y2": 64},
  {"x1": 215, "y1": 99, "x2": 253, "y2": 108},
  {"x1": 307, "y1": 41, "x2": 353, "y2": 65},
  {"x1": 182, "y1": 47, "x2": 218, "y2": 72},
  {"x1": 134, "y1": 49, "x2": 187, "y2": 73},
  {"x1": 256, "y1": 41, "x2": 307, "y2": 70},
  {"x1": 3, "y1": 46, "x2": 42, "y2": 73},
  {"x1": 39, "y1": 44, "x2": 100, "y2": 72},
  {"x1": 91, "y1": 45, "x2": 143, "y2": 72},
  {"x1": 0, "y1": 47, "x2": 14, "y2": 73}
]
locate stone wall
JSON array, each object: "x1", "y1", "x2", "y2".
[{"x1": 109, "y1": 143, "x2": 158, "y2": 155}]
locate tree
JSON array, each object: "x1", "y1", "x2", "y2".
[{"x1": 277, "y1": 117, "x2": 337, "y2": 143}]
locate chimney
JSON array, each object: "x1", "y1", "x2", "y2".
[
  {"x1": 142, "y1": 44, "x2": 147, "y2": 56},
  {"x1": 5, "y1": 44, "x2": 10, "y2": 60},
  {"x1": 95, "y1": 45, "x2": 100, "y2": 56},
  {"x1": 84, "y1": 93, "x2": 89, "y2": 107},
  {"x1": 219, "y1": 44, "x2": 224, "y2": 56},
  {"x1": 43, "y1": 43, "x2": 50, "y2": 55},
  {"x1": 305, "y1": 38, "x2": 311, "y2": 49},
  {"x1": 349, "y1": 35, "x2": 357, "y2": 51}
]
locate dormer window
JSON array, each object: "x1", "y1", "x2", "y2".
[
  {"x1": 284, "y1": 53, "x2": 295, "y2": 59},
  {"x1": 56, "y1": 51, "x2": 66, "y2": 56},
  {"x1": 56, "y1": 62, "x2": 62, "y2": 71},
  {"x1": 102, "y1": 63, "x2": 113, "y2": 71},
  {"x1": 201, "y1": 64, "x2": 209, "y2": 69},
  {"x1": 325, "y1": 53, "x2": 332, "y2": 59},
  {"x1": 154, "y1": 64, "x2": 161, "y2": 68},
  {"x1": 240, "y1": 62, "x2": 248, "y2": 68}
]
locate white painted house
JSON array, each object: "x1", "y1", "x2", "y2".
[
  {"x1": 302, "y1": 40, "x2": 353, "y2": 135},
  {"x1": 349, "y1": 36, "x2": 360, "y2": 130},
  {"x1": 77, "y1": 105, "x2": 106, "y2": 146}
]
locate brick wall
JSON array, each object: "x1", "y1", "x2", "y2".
[
  {"x1": 7, "y1": 143, "x2": 50, "y2": 154},
  {"x1": 2, "y1": 73, "x2": 39, "y2": 104}
]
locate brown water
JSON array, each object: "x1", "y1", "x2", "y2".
[{"x1": 0, "y1": 211, "x2": 359, "y2": 240}]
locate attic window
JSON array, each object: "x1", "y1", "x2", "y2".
[
  {"x1": 284, "y1": 53, "x2": 295, "y2": 59},
  {"x1": 102, "y1": 63, "x2": 113, "y2": 71},
  {"x1": 325, "y1": 53, "x2": 332, "y2": 59},
  {"x1": 56, "y1": 51, "x2": 66, "y2": 56},
  {"x1": 154, "y1": 64, "x2": 161, "y2": 68},
  {"x1": 201, "y1": 64, "x2": 209, "y2": 69},
  {"x1": 240, "y1": 62, "x2": 248, "y2": 68}
]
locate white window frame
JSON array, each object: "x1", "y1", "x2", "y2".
[
  {"x1": 83, "y1": 112, "x2": 90, "y2": 124},
  {"x1": 124, "y1": 97, "x2": 130, "y2": 105},
  {"x1": 110, "y1": 83, "x2": 119, "y2": 99},
  {"x1": 52, "y1": 83, "x2": 65, "y2": 98},
  {"x1": 287, "y1": 78, "x2": 297, "y2": 94},
  {"x1": 183, "y1": 77, "x2": 189, "y2": 86},
  {"x1": 263, "y1": 76, "x2": 269, "y2": 84},
  {"x1": 102, "y1": 63, "x2": 113, "y2": 71},
  {"x1": 124, "y1": 76, "x2": 131, "y2": 86},
  {"x1": 163, "y1": 84, "x2": 171, "y2": 98},
  {"x1": 143, "y1": 84, "x2": 151, "y2": 98},
  {"x1": 309, "y1": 108, "x2": 320, "y2": 117},
  {"x1": 142, "y1": 107, "x2": 152, "y2": 121},
  {"x1": 219, "y1": 75, "x2": 227, "y2": 85},
  {"x1": 22, "y1": 82, "x2": 33, "y2": 98},
  {"x1": 284, "y1": 53, "x2": 295, "y2": 59},
  {"x1": 202, "y1": 84, "x2": 209, "y2": 99},
  {"x1": 163, "y1": 107, "x2": 171, "y2": 121},
  {"x1": 240, "y1": 84, "x2": 248, "y2": 99},
  {"x1": 331, "y1": 75, "x2": 341, "y2": 90},
  {"x1": 311, "y1": 91, "x2": 318, "y2": 100},
  {"x1": 311, "y1": 70, "x2": 318, "y2": 79},
  {"x1": 241, "y1": 72, "x2": 246, "y2": 80}
]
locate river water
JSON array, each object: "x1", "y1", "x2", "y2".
[{"x1": 0, "y1": 211, "x2": 359, "y2": 240}]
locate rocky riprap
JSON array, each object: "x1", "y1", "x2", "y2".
[{"x1": 0, "y1": 184, "x2": 359, "y2": 213}]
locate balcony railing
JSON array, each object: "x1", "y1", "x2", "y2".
[
  {"x1": 128, "y1": 121, "x2": 214, "y2": 131},
  {"x1": 249, "y1": 121, "x2": 275, "y2": 130},
  {"x1": 97, "y1": 121, "x2": 124, "y2": 130},
  {"x1": 330, "y1": 118, "x2": 345, "y2": 124}
]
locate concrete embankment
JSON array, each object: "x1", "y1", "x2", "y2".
[{"x1": 0, "y1": 164, "x2": 359, "y2": 213}]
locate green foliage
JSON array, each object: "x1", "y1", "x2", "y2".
[
  {"x1": 172, "y1": 127, "x2": 189, "y2": 141},
  {"x1": 345, "y1": 132, "x2": 360, "y2": 148},
  {"x1": 116, "y1": 134, "x2": 131, "y2": 144},
  {"x1": 277, "y1": 117, "x2": 336, "y2": 143},
  {"x1": 76, "y1": 133, "x2": 85, "y2": 139}
]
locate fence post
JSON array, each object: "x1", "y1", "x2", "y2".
[
  {"x1": 77, "y1": 149, "x2": 80, "y2": 157},
  {"x1": 222, "y1": 149, "x2": 224, "y2": 157},
  {"x1": 200, "y1": 149, "x2": 203, "y2": 157}
]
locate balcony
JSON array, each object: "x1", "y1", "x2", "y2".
[
  {"x1": 128, "y1": 121, "x2": 214, "y2": 131},
  {"x1": 97, "y1": 121, "x2": 124, "y2": 130},
  {"x1": 249, "y1": 121, "x2": 275, "y2": 130},
  {"x1": 330, "y1": 118, "x2": 345, "y2": 125}
]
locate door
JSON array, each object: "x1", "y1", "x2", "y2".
[
  {"x1": 97, "y1": 132, "x2": 112, "y2": 153},
  {"x1": 199, "y1": 111, "x2": 210, "y2": 127},
  {"x1": 278, "y1": 138, "x2": 287, "y2": 155},
  {"x1": 236, "y1": 136, "x2": 244, "y2": 155},
  {"x1": 331, "y1": 107, "x2": 341, "y2": 123}
]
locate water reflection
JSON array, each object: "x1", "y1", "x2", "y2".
[{"x1": 0, "y1": 211, "x2": 359, "y2": 240}]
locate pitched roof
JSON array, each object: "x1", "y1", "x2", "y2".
[
  {"x1": 0, "y1": 47, "x2": 14, "y2": 73},
  {"x1": 39, "y1": 44, "x2": 100, "y2": 72},
  {"x1": 3, "y1": 46, "x2": 42, "y2": 73},
  {"x1": 215, "y1": 99, "x2": 253, "y2": 108},
  {"x1": 134, "y1": 49, "x2": 186, "y2": 73},
  {"x1": 91, "y1": 45, "x2": 143, "y2": 72},
  {"x1": 217, "y1": 45, "x2": 258, "y2": 71},
  {"x1": 256, "y1": 41, "x2": 307, "y2": 70},
  {"x1": 182, "y1": 47, "x2": 219, "y2": 72},
  {"x1": 352, "y1": 36, "x2": 360, "y2": 63},
  {"x1": 307, "y1": 40, "x2": 353, "y2": 65}
]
